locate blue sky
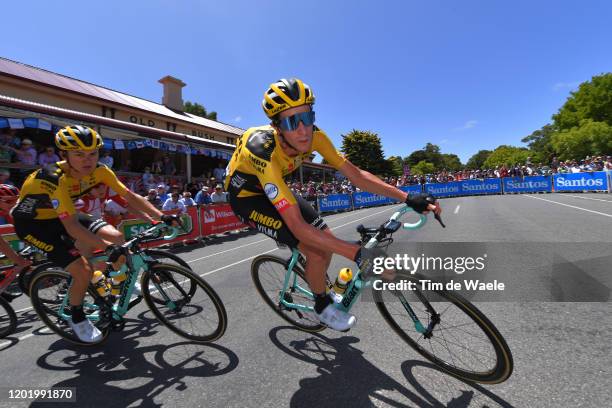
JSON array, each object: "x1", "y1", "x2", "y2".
[{"x1": 1, "y1": 0, "x2": 611, "y2": 163}]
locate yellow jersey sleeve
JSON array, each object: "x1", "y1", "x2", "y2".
[
  {"x1": 98, "y1": 165, "x2": 129, "y2": 196},
  {"x1": 55, "y1": 175, "x2": 77, "y2": 220},
  {"x1": 312, "y1": 129, "x2": 346, "y2": 170}
]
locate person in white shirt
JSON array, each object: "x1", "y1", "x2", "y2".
[
  {"x1": 179, "y1": 191, "x2": 196, "y2": 207},
  {"x1": 162, "y1": 192, "x2": 187, "y2": 213},
  {"x1": 213, "y1": 162, "x2": 226, "y2": 181},
  {"x1": 210, "y1": 184, "x2": 227, "y2": 203}
]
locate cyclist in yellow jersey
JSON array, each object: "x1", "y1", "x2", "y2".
[
  {"x1": 12, "y1": 125, "x2": 178, "y2": 343},
  {"x1": 227, "y1": 78, "x2": 442, "y2": 331}
]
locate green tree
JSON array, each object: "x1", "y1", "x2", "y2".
[
  {"x1": 184, "y1": 101, "x2": 218, "y2": 120},
  {"x1": 552, "y1": 73, "x2": 612, "y2": 130},
  {"x1": 551, "y1": 120, "x2": 612, "y2": 160},
  {"x1": 405, "y1": 143, "x2": 443, "y2": 170},
  {"x1": 440, "y1": 154, "x2": 462, "y2": 171},
  {"x1": 411, "y1": 160, "x2": 436, "y2": 175},
  {"x1": 387, "y1": 155, "x2": 404, "y2": 177},
  {"x1": 340, "y1": 130, "x2": 387, "y2": 175},
  {"x1": 521, "y1": 124, "x2": 555, "y2": 160},
  {"x1": 483, "y1": 145, "x2": 531, "y2": 168},
  {"x1": 465, "y1": 150, "x2": 492, "y2": 169}
]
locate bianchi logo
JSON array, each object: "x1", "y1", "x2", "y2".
[{"x1": 264, "y1": 183, "x2": 279, "y2": 200}]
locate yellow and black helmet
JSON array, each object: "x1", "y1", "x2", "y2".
[
  {"x1": 55, "y1": 125, "x2": 103, "y2": 151},
  {"x1": 262, "y1": 78, "x2": 315, "y2": 119}
]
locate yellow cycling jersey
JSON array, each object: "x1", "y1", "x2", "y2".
[
  {"x1": 225, "y1": 125, "x2": 346, "y2": 212},
  {"x1": 12, "y1": 161, "x2": 129, "y2": 221}
]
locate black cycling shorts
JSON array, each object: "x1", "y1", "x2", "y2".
[
  {"x1": 229, "y1": 191, "x2": 327, "y2": 249},
  {"x1": 13, "y1": 213, "x2": 109, "y2": 268}
]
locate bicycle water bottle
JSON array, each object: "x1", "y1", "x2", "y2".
[
  {"x1": 110, "y1": 273, "x2": 126, "y2": 296},
  {"x1": 91, "y1": 270, "x2": 110, "y2": 298},
  {"x1": 332, "y1": 268, "x2": 353, "y2": 295}
]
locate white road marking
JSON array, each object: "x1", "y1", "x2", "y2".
[
  {"x1": 562, "y1": 194, "x2": 612, "y2": 203},
  {"x1": 525, "y1": 195, "x2": 612, "y2": 218},
  {"x1": 454, "y1": 205, "x2": 461, "y2": 214}
]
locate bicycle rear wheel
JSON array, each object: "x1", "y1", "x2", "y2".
[
  {"x1": 19, "y1": 262, "x2": 54, "y2": 296},
  {"x1": 0, "y1": 294, "x2": 17, "y2": 339},
  {"x1": 30, "y1": 269, "x2": 110, "y2": 346},
  {"x1": 374, "y1": 275, "x2": 513, "y2": 384},
  {"x1": 141, "y1": 263, "x2": 227, "y2": 342},
  {"x1": 251, "y1": 254, "x2": 327, "y2": 333}
]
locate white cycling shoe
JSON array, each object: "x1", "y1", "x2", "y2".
[
  {"x1": 315, "y1": 303, "x2": 356, "y2": 331},
  {"x1": 68, "y1": 318, "x2": 103, "y2": 343}
]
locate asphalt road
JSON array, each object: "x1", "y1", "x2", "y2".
[{"x1": 1, "y1": 193, "x2": 611, "y2": 408}]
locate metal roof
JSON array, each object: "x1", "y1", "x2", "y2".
[{"x1": 0, "y1": 57, "x2": 244, "y2": 136}]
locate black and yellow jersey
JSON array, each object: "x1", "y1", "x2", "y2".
[
  {"x1": 12, "y1": 161, "x2": 129, "y2": 221},
  {"x1": 225, "y1": 125, "x2": 346, "y2": 212}
]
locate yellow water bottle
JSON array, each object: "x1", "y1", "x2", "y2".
[
  {"x1": 332, "y1": 268, "x2": 353, "y2": 295},
  {"x1": 110, "y1": 273, "x2": 127, "y2": 296},
  {"x1": 91, "y1": 270, "x2": 110, "y2": 298}
]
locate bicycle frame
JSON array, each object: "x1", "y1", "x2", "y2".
[{"x1": 278, "y1": 206, "x2": 427, "y2": 315}]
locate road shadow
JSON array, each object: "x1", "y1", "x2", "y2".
[
  {"x1": 269, "y1": 326, "x2": 514, "y2": 408},
  {"x1": 31, "y1": 311, "x2": 238, "y2": 407}
]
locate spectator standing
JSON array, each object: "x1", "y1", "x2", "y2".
[
  {"x1": 142, "y1": 166, "x2": 155, "y2": 190},
  {"x1": 213, "y1": 162, "x2": 226, "y2": 182},
  {"x1": 38, "y1": 146, "x2": 60, "y2": 167},
  {"x1": 180, "y1": 191, "x2": 196, "y2": 207},
  {"x1": 99, "y1": 151, "x2": 114, "y2": 168},
  {"x1": 551, "y1": 157, "x2": 560, "y2": 173},
  {"x1": 10, "y1": 138, "x2": 38, "y2": 167},
  {"x1": 195, "y1": 185, "x2": 212, "y2": 205},
  {"x1": 210, "y1": 184, "x2": 227, "y2": 203},
  {"x1": 144, "y1": 188, "x2": 163, "y2": 209},
  {"x1": 162, "y1": 156, "x2": 176, "y2": 175},
  {"x1": 605, "y1": 156, "x2": 612, "y2": 170},
  {"x1": 156, "y1": 184, "x2": 169, "y2": 203},
  {"x1": 162, "y1": 192, "x2": 187, "y2": 213}
]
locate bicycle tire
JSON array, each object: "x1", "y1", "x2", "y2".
[
  {"x1": 0, "y1": 295, "x2": 17, "y2": 339},
  {"x1": 374, "y1": 275, "x2": 513, "y2": 384},
  {"x1": 143, "y1": 249, "x2": 196, "y2": 303},
  {"x1": 30, "y1": 269, "x2": 110, "y2": 346},
  {"x1": 141, "y1": 263, "x2": 227, "y2": 342},
  {"x1": 251, "y1": 254, "x2": 327, "y2": 333},
  {"x1": 19, "y1": 261, "x2": 54, "y2": 296}
]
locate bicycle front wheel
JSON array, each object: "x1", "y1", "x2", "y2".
[
  {"x1": 251, "y1": 254, "x2": 326, "y2": 333},
  {"x1": 0, "y1": 294, "x2": 17, "y2": 339},
  {"x1": 374, "y1": 276, "x2": 513, "y2": 384},
  {"x1": 141, "y1": 263, "x2": 227, "y2": 342}
]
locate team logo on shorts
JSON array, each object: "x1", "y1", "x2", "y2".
[{"x1": 264, "y1": 183, "x2": 279, "y2": 200}]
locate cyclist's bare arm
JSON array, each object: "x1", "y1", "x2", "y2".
[
  {"x1": 60, "y1": 215, "x2": 113, "y2": 250},
  {"x1": 279, "y1": 205, "x2": 359, "y2": 260},
  {"x1": 339, "y1": 160, "x2": 407, "y2": 201}
]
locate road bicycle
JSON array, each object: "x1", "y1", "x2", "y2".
[
  {"x1": 251, "y1": 205, "x2": 513, "y2": 384},
  {"x1": 29, "y1": 222, "x2": 227, "y2": 345}
]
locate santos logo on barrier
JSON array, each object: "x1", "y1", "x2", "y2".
[
  {"x1": 321, "y1": 197, "x2": 350, "y2": 207},
  {"x1": 427, "y1": 185, "x2": 460, "y2": 195},
  {"x1": 506, "y1": 180, "x2": 549, "y2": 189},
  {"x1": 461, "y1": 182, "x2": 501, "y2": 192},
  {"x1": 555, "y1": 176, "x2": 604, "y2": 188}
]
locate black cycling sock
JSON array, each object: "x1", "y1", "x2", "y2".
[
  {"x1": 314, "y1": 292, "x2": 332, "y2": 314},
  {"x1": 71, "y1": 305, "x2": 86, "y2": 323}
]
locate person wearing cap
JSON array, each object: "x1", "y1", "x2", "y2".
[
  {"x1": 195, "y1": 185, "x2": 212, "y2": 205},
  {"x1": 211, "y1": 184, "x2": 227, "y2": 203},
  {"x1": 1, "y1": 138, "x2": 38, "y2": 167},
  {"x1": 180, "y1": 191, "x2": 196, "y2": 207},
  {"x1": 157, "y1": 184, "x2": 169, "y2": 203}
]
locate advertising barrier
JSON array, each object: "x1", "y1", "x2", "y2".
[
  {"x1": 352, "y1": 191, "x2": 396, "y2": 208},
  {"x1": 317, "y1": 194, "x2": 352, "y2": 212},
  {"x1": 200, "y1": 203, "x2": 246, "y2": 236},
  {"x1": 503, "y1": 176, "x2": 553, "y2": 193},
  {"x1": 424, "y1": 181, "x2": 462, "y2": 198},
  {"x1": 553, "y1": 171, "x2": 609, "y2": 192},
  {"x1": 460, "y1": 178, "x2": 503, "y2": 195},
  {"x1": 399, "y1": 185, "x2": 424, "y2": 195}
]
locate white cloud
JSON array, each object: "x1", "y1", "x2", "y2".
[
  {"x1": 454, "y1": 120, "x2": 478, "y2": 131},
  {"x1": 552, "y1": 82, "x2": 580, "y2": 91},
  {"x1": 234, "y1": 116, "x2": 242, "y2": 122}
]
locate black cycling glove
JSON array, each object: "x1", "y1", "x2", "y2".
[
  {"x1": 405, "y1": 193, "x2": 436, "y2": 213},
  {"x1": 161, "y1": 214, "x2": 181, "y2": 226}
]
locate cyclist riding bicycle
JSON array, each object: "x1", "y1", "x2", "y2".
[
  {"x1": 226, "y1": 78, "x2": 441, "y2": 331},
  {"x1": 11, "y1": 125, "x2": 177, "y2": 343},
  {"x1": 0, "y1": 184, "x2": 33, "y2": 296}
]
